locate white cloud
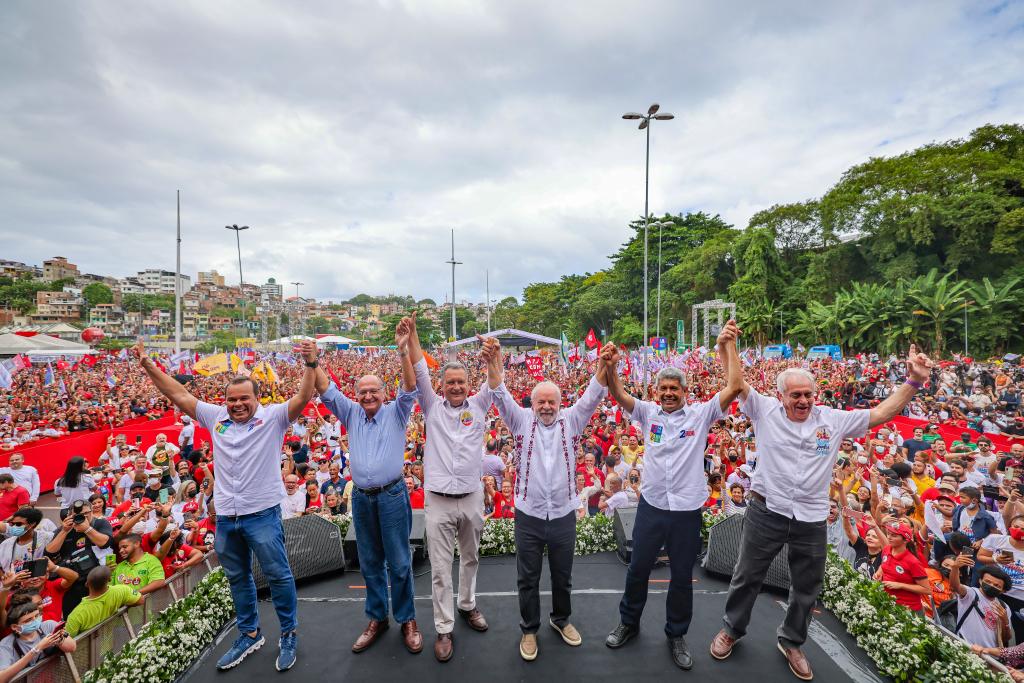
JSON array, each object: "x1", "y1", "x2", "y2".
[{"x1": 0, "y1": 0, "x2": 1021, "y2": 303}]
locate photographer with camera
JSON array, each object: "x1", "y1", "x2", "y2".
[{"x1": 44, "y1": 499, "x2": 112, "y2": 617}]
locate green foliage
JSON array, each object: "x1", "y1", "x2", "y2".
[
  {"x1": 505, "y1": 124, "x2": 1024, "y2": 356},
  {"x1": 0, "y1": 276, "x2": 74, "y2": 313},
  {"x1": 81, "y1": 282, "x2": 113, "y2": 312},
  {"x1": 122, "y1": 293, "x2": 175, "y2": 315}
]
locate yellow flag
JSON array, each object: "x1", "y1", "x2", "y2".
[
  {"x1": 252, "y1": 361, "x2": 278, "y2": 384},
  {"x1": 193, "y1": 353, "x2": 231, "y2": 376}
]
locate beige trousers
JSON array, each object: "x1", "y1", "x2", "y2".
[{"x1": 424, "y1": 488, "x2": 485, "y2": 634}]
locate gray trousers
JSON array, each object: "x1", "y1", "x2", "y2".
[{"x1": 722, "y1": 497, "x2": 826, "y2": 649}]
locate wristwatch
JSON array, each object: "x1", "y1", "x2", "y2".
[{"x1": 305, "y1": 360, "x2": 319, "y2": 368}]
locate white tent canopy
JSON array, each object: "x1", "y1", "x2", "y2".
[
  {"x1": 269, "y1": 335, "x2": 359, "y2": 346},
  {"x1": 0, "y1": 333, "x2": 93, "y2": 356},
  {"x1": 447, "y1": 328, "x2": 561, "y2": 349}
]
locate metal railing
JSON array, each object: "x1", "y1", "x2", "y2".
[{"x1": 10, "y1": 554, "x2": 222, "y2": 683}]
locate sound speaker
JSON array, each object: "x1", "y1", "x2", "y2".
[
  {"x1": 253, "y1": 515, "x2": 345, "y2": 589},
  {"x1": 613, "y1": 508, "x2": 637, "y2": 563},
  {"x1": 342, "y1": 509, "x2": 428, "y2": 569},
  {"x1": 702, "y1": 513, "x2": 791, "y2": 591}
]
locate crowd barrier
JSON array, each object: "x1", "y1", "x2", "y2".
[
  {"x1": 0, "y1": 413, "x2": 212, "y2": 495},
  {"x1": 9, "y1": 553, "x2": 222, "y2": 683},
  {"x1": 885, "y1": 414, "x2": 1015, "y2": 452}
]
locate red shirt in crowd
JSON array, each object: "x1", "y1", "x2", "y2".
[
  {"x1": 492, "y1": 492, "x2": 515, "y2": 518},
  {"x1": 409, "y1": 488, "x2": 424, "y2": 510},
  {"x1": 577, "y1": 467, "x2": 605, "y2": 509},
  {"x1": 880, "y1": 545, "x2": 928, "y2": 609},
  {"x1": 0, "y1": 486, "x2": 30, "y2": 520}
]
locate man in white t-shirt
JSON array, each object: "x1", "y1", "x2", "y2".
[
  {"x1": 0, "y1": 454, "x2": 39, "y2": 504},
  {"x1": 280, "y1": 475, "x2": 306, "y2": 520},
  {"x1": 710, "y1": 345, "x2": 934, "y2": 682},
  {"x1": 178, "y1": 415, "x2": 196, "y2": 462},
  {"x1": 598, "y1": 474, "x2": 633, "y2": 519},
  {"x1": 135, "y1": 338, "x2": 318, "y2": 674},
  {"x1": 948, "y1": 556, "x2": 1011, "y2": 648},
  {"x1": 603, "y1": 321, "x2": 744, "y2": 672}
]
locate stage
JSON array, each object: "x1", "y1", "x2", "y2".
[{"x1": 188, "y1": 552, "x2": 884, "y2": 682}]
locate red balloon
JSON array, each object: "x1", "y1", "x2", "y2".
[{"x1": 81, "y1": 327, "x2": 105, "y2": 343}]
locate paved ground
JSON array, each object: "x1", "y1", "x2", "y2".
[{"x1": 187, "y1": 552, "x2": 884, "y2": 683}]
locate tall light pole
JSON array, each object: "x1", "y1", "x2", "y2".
[
  {"x1": 623, "y1": 104, "x2": 674, "y2": 382},
  {"x1": 225, "y1": 224, "x2": 249, "y2": 338},
  {"x1": 174, "y1": 190, "x2": 182, "y2": 354},
  {"x1": 445, "y1": 229, "x2": 461, "y2": 341},
  {"x1": 486, "y1": 269, "x2": 491, "y2": 333},
  {"x1": 291, "y1": 282, "x2": 303, "y2": 338}
]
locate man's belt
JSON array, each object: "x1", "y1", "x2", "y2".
[
  {"x1": 356, "y1": 477, "x2": 403, "y2": 496},
  {"x1": 428, "y1": 490, "x2": 471, "y2": 499},
  {"x1": 749, "y1": 491, "x2": 766, "y2": 504}
]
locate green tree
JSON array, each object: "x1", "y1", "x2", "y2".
[{"x1": 81, "y1": 283, "x2": 113, "y2": 313}]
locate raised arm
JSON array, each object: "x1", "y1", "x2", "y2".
[
  {"x1": 287, "y1": 340, "x2": 320, "y2": 423},
  {"x1": 481, "y1": 336, "x2": 503, "y2": 390},
  {"x1": 135, "y1": 341, "x2": 198, "y2": 420},
  {"x1": 600, "y1": 343, "x2": 636, "y2": 414},
  {"x1": 716, "y1": 319, "x2": 744, "y2": 412},
  {"x1": 395, "y1": 316, "x2": 417, "y2": 392},
  {"x1": 869, "y1": 345, "x2": 933, "y2": 428}
]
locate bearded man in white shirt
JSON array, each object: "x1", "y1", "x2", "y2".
[
  {"x1": 482, "y1": 333, "x2": 608, "y2": 662},
  {"x1": 601, "y1": 320, "x2": 744, "y2": 670},
  {"x1": 710, "y1": 345, "x2": 934, "y2": 681}
]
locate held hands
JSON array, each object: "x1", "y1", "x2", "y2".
[
  {"x1": 477, "y1": 336, "x2": 501, "y2": 365},
  {"x1": 132, "y1": 339, "x2": 147, "y2": 363},
  {"x1": 716, "y1": 319, "x2": 742, "y2": 347},
  {"x1": 298, "y1": 340, "x2": 318, "y2": 364}
]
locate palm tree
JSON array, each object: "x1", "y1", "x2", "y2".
[
  {"x1": 907, "y1": 269, "x2": 972, "y2": 355},
  {"x1": 969, "y1": 276, "x2": 1023, "y2": 355},
  {"x1": 736, "y1": 299, "x2": 777, "y2": 349}
]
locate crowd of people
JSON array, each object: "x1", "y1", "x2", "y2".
[{"x1": 0, "y1": 332, "x2": 1021, "y2": 679}]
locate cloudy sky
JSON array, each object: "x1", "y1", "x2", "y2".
[{"x1": 2, "y1": 1, "x2": 1022, "y2": 304}]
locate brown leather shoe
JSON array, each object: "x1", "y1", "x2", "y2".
[
  {"x1": 777, "y1": 642, "x2": 813, "y2": 681},
  {"x1": 434, "y1": 633, "x2": 453, "y2": 662},
  {"x1": 710, "y1": 629, "x2": 737, "y2": 660},
  {"x1": 459, "y1": 608, "x2": 489, "y2": 632},
  {"x1": 401, "y1": 620, "x2": 423, "y2": 654},
  {"x1": 352, "y1": 619, "x2": 389, "y2": 653}
]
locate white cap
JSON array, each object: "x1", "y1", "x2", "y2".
[
  {"x1": 739, "y1": 464, "x2": 753, "y2": 476},
  {"x1": 181, "y1": 415, "x2": 191, "y2": 423}
]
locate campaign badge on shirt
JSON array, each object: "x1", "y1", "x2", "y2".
[
  {"x1": 894, "y1": 565, "x2": 905, "y2": 575},
  {"x1": 215, "y1": 420, "x2": 230, "y2": 435},
  {"x1": 460, "y1": 411, "x2": 473, "y2": 427},
  {"x1": 247, "y1": 418, "x2": 264, "y2": 432},
  {"x1": 678, "y1": 429, "x2": 695, "y2": 439},
  {"x1": 815, "y1": 428, "x2": 831, "y2": 457},
  {"x1": 649, "y1": 424, "x2": 663, "y2": 444}
]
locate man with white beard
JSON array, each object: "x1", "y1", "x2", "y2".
[{"x1": 481, "y1": 337, "x2": 608, "y2": 662}]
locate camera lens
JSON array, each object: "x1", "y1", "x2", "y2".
[{"x1": 73, "y1": 514, "x2": 86, "y2": 524}]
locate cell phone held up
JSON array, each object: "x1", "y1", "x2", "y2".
[{"x1": 30, "y1": 558, "x2": 48, "y2": 578}]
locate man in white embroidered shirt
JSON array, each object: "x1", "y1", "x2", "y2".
[
  {"x1": 400, "y1": 313, "x2": 491, "y2": 662},
  {"x1": 482, "y1": 335, "x2": 608, "y2": 662},
  {"x1": 601, "y1": 320, "x2": 744, "y2": 671},
  {"x1": 710, "y1": 345, "x2": 934, "y2": 681}
]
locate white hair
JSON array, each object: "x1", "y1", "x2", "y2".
[
  {"x1": 776, "y1": 368, "x2": 816, "y2": 394},
  {"x1": 439, "y1": 361, "x2": 467, "y2": 379},
  {"x1": 531, "y1": 381, "x2": 561, "y2": 404},
  {"x1": 655, "y1": 367, "x2": 686, "y2": 387}
]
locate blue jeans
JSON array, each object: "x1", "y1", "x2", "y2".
[
  {"x1": 216, "y1": 504, "x2": 297, "y2": 636},
  {"x1": 351, "y1": 479, "x2": 415, "y2": 623}
]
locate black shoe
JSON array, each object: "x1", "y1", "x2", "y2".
[
  {"x1": 605, "y1": 623, "x2": 639, "y2": 648},
  {"x1": 669, "y1": 636, "x2": 693, "y2": 670}
]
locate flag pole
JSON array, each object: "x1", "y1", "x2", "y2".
[{"x1": 174, "y1": 190, "x2": 182, "y2": 355}]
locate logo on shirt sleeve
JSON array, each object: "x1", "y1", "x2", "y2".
[{"x1": 649, "y1": 424, "x2": 663, "y2": 443}]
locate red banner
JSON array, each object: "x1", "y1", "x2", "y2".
[
  {"x1": 525, "y1": 356, "x2": 544, "y2": 380},
  {"x1": 585, "y1": 328, "x2": 598, "y2": 349}
]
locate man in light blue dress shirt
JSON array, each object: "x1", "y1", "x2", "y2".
[{"x1": 315, "y1": 329, "x2": 422, "y2": 655}]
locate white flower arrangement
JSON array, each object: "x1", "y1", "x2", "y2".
[
  {"x1": 82, "y1": 568, "x2": 234, "y2": 683},
  {"x1": 821, "y1": 549, "x2": 1012, "y2": 682}
]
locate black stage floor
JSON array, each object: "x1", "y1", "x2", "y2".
[{"x1": 188, "y1": 552, "x2": 885, "y2": 682}]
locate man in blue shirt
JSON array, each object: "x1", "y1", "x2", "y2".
[{"x1": 316, "y1": 330, "x2": 421, "y2": 655}]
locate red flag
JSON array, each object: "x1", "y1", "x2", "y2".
[
  {"x1": 423, "y1": 350, "x2": 439, "y2": 370},
  {"x1": 622, "y1": 352, "x2": 631, "y2": 377},
  {"x1": 585, "y1": 328, "x2": 598, "y2": 349},
  {"x1": 328, "y1": 368, "x2": 343, "y2": 389},
  {"x1": 177, "y1": 362, "x2": 186, "y2": 374},
  {"x1": 81, "y1": 355, "x2": 97, "y2": 367}
]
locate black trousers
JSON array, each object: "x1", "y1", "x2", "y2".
[
  {"x1": 618, "y1": 497, "x2": 702, "y2": 637},
  {"x1": 514, "y1": 508, "x2": 576, "y2": 634},
  {"x1": 723, "y1": 497, "x2": 826, "y2": 648}
]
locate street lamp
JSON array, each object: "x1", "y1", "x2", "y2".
[
  {"x1": 623, "y1": 104, "x2": 674, "y2": 381},
  {"x1": 225, "y1": 224, "x2": 249, "y2": 337}
]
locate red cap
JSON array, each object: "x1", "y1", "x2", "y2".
[{"x1": 886, "y1": 522, "x2": 914, "y2": 542}]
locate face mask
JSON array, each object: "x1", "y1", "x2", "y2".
[
  {"x1": 875, "y1": 446, "x2": 885, "y2": 454},
  {"x1": 1011, "y1": 528, "x2": 1024, "y2": 542},
  {"x1": 939, "y1": 567, "x2": 952, "y2": 578},
  {"x1": 858, "y1": 456, "x2": 869, "y2": 465},
  {"x1": 981, "y1": 583, "x2": 1003, "y2": 599},
  {"x1": 148, "y1": 478, "x2": 160, "y2": 487},
  {"x1": 728, "y1": 455, "x2": 737, "y2": 462},
  {"x1": 967, "y1": 502, "x2": 978, "y2": 510},
  {"x1": 17, "y1": 617, "x2": 42, "y2": 635},
  {"x1": 7, "y1": 525, "x2": 26, "y2": 538}
]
